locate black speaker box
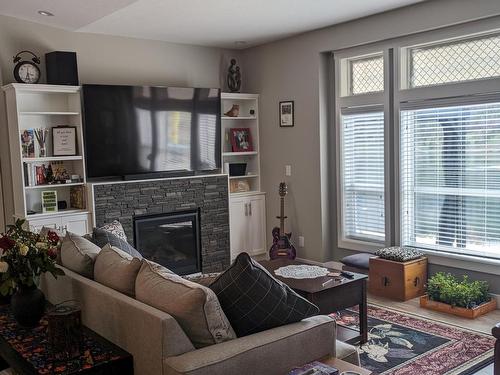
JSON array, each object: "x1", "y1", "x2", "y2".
[{"x1": 45, "y1": 51, "x2": 79, "y2": 85}]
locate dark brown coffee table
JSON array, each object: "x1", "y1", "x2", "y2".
[{"x1": 260, "y1": 259, "x2": 368, "y2": 344}]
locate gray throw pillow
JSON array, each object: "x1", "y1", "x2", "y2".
[
  {"x1": 92, "y1": 227, "x2": 142, "y2": 259},
  {"x1": 98, "y1": 220, "x2": 128, "y2": 241}
]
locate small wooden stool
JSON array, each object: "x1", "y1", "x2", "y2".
[{"x1": 369, "y1": 256, "x2": 428, "y2": 301}]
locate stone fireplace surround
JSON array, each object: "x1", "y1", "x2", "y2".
[{"x1": 91, "y1": 174, "x2": 230, "y2": 273}]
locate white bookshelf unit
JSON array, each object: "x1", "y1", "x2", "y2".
[
  {"x1": 221, "y1": 92, "x2": 267, "y2": 260},
  {"x1": 2, "y1": 83, "x2": 90, "y2": 234}
]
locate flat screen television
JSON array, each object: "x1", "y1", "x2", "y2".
[{"x1": 82, "y1": 84, "x2": 221, "y2": 179}]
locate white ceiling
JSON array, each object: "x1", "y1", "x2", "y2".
[{"x1": 0, "y1": 0, "x2": 425, "y2": 48}]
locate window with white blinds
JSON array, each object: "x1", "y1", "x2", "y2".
[
  {"x1": 341, "y1": 111, "x2": 385, "y2": 242},
  {"x1": 401, "y1": 101, "x2": 500, "y2": 259}
]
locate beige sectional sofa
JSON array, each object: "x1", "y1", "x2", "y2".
[{"x1": 41, "y1": 267, "x2": 360, "y2": 375}]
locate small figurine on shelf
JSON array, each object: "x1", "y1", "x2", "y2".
[
  {"x1": 34, "y1": 128, "x2": 48, "y2": 157},
  {"x1": 224, "y1": 104, "x2": 240, "y2": 117},
  {"x1": 227, "y1": 59, "x2": 241, "y2": 93}
]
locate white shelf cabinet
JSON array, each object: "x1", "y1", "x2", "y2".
[
  {"x1": 229, "y1": 193, "x2": 266, "y2": 261},
  {"x1": 221, "y1": 92, "x2": 262, "y2": 194},
  {"x1": 221, "y1": 93, "x2": 267, "y2": 259},
  {"x1": 2, "y1": 83, "x2": 90, "y2": 234},
  {"x1": 25, "y1": 212, "x2": 90, "y2": 236}
]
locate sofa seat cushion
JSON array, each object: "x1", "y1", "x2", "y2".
[
  {"x1": 61, "y1": 232, "x2": 101, "y2": 279},
  {"x1": 209, "y1": 252, "x2": 319, "y2": 337},
  {"x1": 91, "y1": 227, "x2": 142, "y2": 259},
  {"x1": 163, "y1": 315, "x2": 336, "y2": 375},
  {"x1": 135, "y1": 260, "x2": 236, "y2": 348},
  {"x1": 94, "y1": 244, "x2": 142, "y2": 297}
]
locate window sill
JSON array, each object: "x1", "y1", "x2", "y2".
[
  {"x1": 343, "y1": 246, "x2": 500, "y2": 276},
  {"x1": 338, "y1": 237, "x2": 386, "y2": 253},
  {"x1": 422, "y1": 249, "x2": 500, "y2": 277}
]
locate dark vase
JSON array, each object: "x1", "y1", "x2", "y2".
[
  {"x1": 0, "y1": 293, "x2": 11, "y2": 306},
  {"x1": 11, "y1": 285, "x2": 46, "y2": 327}
]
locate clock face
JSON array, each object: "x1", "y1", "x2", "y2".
[{"x1": 15, "y1": 62, "x2": 40, "y2": 84}]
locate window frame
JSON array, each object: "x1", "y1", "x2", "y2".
[
  {"x1": 334, "y1": 47, "x2": 393, "y2": 251},
  {"x1": 332, "y1": 18, "x2": 500, "y2": 271},
  {"x1": 400, "y1": 29, "x2": 500, "y2": 90},
  {"x1": 398, "y1": 94, "x2": 500, "y2": 260}
]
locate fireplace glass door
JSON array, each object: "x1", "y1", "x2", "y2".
[{"x1": 133, "y1": 210, "x2": 201, "y2": 275}]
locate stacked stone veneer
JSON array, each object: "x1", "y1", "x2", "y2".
[{"x1": 92, "y1": 175, "x2": 230, "y2": 273}]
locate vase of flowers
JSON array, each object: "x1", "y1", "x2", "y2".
[{"x1": 0, "y1": 219, "x2": 65, "y2": 327}]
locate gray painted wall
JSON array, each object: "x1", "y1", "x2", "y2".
[
  {"x1": 0, "y1": 15, "x2": 239, "y2": 88},
  {"x1": 0, "y1": 14, "x2": 241, "y2": 230},
  {"x1": 242, "y1": 0, "x2": 500, "y2": 292}
]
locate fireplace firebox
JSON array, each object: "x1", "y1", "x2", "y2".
[{"x1": 133, "y1": 210, "x2": 202, "y2": 275}]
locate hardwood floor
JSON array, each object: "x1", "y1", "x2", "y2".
[
  {"x1": 368, "y1": 293, "x2": 500, "y2": 335},
  {"x1": 365, "y1": 293, "x2": 499, "y2": 374}
]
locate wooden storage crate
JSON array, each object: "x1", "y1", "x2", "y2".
[{"x1": 369, "y1": 256, "x2": 427, "y2": 301}]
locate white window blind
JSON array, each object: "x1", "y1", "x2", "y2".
[
  {"x1": 342, "y1": 111, "x2": 385, "y2": 242},
  {"x1": 401, "y1": 101, "x2": 500, "y2": 259}
]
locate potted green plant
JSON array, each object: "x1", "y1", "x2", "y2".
[
  {"x1": 0, "y1": 219, "x2": 65, "y2": 327},
  {"x1": 420, "y1": 272, "x2": 497, "y2": 319}
]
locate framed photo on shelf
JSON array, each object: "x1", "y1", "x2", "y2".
[
  {"x1": 20, "y1": 129, "x2": 35, "y2": 158},
  {"x1": 279, "y1": 100, "x2": 294, "y2": 127},
  {"x1": 52, "y1": 126, "x2": 77, "y2": 156},
  {"x1": 230, "y1": 128, "x2": 253, "y2": 152}
]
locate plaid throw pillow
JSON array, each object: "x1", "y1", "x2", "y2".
[{"x1": 209, "y1": 253, "x2": 319, "y2": 337}]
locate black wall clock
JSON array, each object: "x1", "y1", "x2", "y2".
[{"x1": 13, "y1": 50, "x2": 41, "y2": 84}]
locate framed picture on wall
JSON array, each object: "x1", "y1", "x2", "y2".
[
  {"x1": 52, "y1": 126, "x2": 77, "y2": 156},
  {"x1": 230, "y1": 128, "x2": 253, "y2": 152},
  {"x1": 279, "y1": 101, "x2": 294, "y2": 127}
]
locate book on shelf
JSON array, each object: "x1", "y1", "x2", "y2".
[
  {"x1": 23, "y1": 162, "x2": 37, "y2": 187},
  {"x1": 23, "y1": 161, "x2": 73, "y2": 187},
  {"x1": 70, "y1": 185, "x2": 86, "y2": 209}
]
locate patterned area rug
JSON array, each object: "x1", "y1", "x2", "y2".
[{"x1": 331, "y1": 305, "x2": 495, "y2": 375}]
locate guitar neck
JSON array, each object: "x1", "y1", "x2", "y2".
[{"x1": 280, "y1": 197, "x2": 285, "y2": 234}]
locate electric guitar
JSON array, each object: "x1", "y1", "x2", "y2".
[{"x1": 269, "y1": 182, "x2": 297, "y2": 260}]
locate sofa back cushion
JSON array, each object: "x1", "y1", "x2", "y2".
[
  {"x1": 61, "y1": 232, "x2": 101, "y2": 278},
  {"x1": 209, "y1": 252, "x2": 320, "y2": 337},
  {"x1": 135, "y1": 260, "x2": 236, "y2": 348},
  {"x1": 94, "y1": 244, "x2": 142, "y2": 297}
]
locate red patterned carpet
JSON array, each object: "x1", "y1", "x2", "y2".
[{"x1": 331, "y1": 305, "x2": 495, "y2": 375}]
